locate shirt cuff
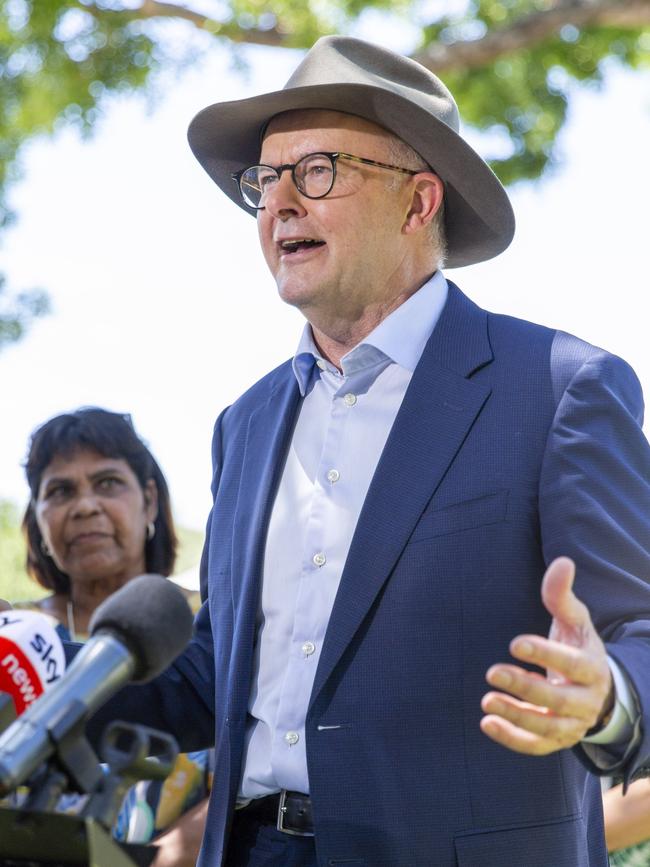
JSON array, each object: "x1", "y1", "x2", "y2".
[{"x1": 583, "y1": 655, "x2": 635, "y2": 746}]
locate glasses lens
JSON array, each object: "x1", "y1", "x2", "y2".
[
  {"x1": 295, "y1": 153, "x2": 335, "y2": 199},
  {"x1": 239, "y1": 166, "x2": 278, "y2": 208}
]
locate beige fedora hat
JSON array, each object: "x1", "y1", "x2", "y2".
[{"x1": 187, "y1": 35, "x2": 515, "y2": 268}]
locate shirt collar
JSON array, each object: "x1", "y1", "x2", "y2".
[{"x1": 292, "y1": 271, "x2": 448, "y2": 396}]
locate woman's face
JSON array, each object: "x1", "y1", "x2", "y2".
[{"x1": 35, "y1": 448, "x2": 157, "y2": 587}]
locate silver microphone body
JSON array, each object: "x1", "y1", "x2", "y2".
[{"x1": 0, "y1": 632, "x2": 135, "y2": 795}]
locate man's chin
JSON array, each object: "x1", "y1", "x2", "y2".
[{"x1": 276, "y1": 281, "x2": 322, "y2": 312}]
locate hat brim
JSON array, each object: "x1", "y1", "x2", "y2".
[{"x1": 187, "y1": 82, "x2": 515, "y2": 268}]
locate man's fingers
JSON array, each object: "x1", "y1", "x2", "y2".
[
  {"x1": 481, "y1": 691, "x2": 585, "y2": 741},
  {"x1": 483, "y1": 559, "x2": 612, "y2": 757},
  {"x1": 540, "y1": 556, "x2": 590, "y2": 628},
  {"x1": 509, "y1": 635, "x2": 603, "y2": 686},
  {"x1": 485, "y1": 663, "x2": 604, "y2": 724},
  {"x1": 480, "y1": 715, "x2": 564, "y2": 756}
]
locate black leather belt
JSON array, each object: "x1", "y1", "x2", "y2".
[{"x1": 240, "y1": 790, "x2": 314, "y2": 837}]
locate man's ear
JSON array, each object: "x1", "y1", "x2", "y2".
[
  {"x1": 403, "y1": 173, "x2": 444, "y2": 235},
  {"x1": 144, "y1": 479, "x2": 159, "y2": 524}
]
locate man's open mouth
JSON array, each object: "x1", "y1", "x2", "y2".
[{"x1": 278, "y1": 238, "x2": 326, "y2": 254}]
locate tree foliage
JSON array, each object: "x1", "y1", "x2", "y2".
[
  {"x1": 0, "y1": 274, "x2": 49, "y2": 350},
  {"x1": 0, "y1": 0, "x2": 648, "y2": 347},
  {"x1": 1, "y1": 1, "x2": 647, "y2": 194}
]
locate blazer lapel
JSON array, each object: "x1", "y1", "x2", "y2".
[
  {"x1": 311, "y1": 283, "x2": 493, "y2": 704},
  {"x1": 227, "y1": 368, "x2": 302, "y2": 718}
]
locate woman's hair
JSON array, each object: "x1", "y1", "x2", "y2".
[{"x1": 23, "y1": 407, "x2": 177, "y2": 593}]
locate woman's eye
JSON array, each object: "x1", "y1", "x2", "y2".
[
  {"x1": 97, "y1": 477, "x2": 121, "y2": 492},
  {"x1": 46, "y1": 485, "x2": 69, "y2": 500}
]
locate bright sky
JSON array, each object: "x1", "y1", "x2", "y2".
[{"x1": 1, "y1": 30, "x2": 649, "y2": 534}]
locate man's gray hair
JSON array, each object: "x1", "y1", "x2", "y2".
[{"x1": 384, "y1": 135, "x2": 447, "y2": 269}]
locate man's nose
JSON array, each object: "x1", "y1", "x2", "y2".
[{"x1": 263, "y1": 170, "x2": 307, "y2": 220}]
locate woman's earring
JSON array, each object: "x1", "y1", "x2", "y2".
[{"x1": 147, "y1": 522, "x2": 156, "y2": 541}]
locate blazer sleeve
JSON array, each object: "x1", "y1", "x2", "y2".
[
  {"x1": 70, "y1": 595, "x2": 215, "y2": 753},
  {"x1": 539, "y1": 344, "x2": 650, "y2": 782},
  {"x1": 76, "y1": 413, "x2": 233, "y2": 752}
]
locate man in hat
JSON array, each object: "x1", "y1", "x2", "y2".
[{"x1": 87, "y1": 36, "x2": 650, "y2": 867}]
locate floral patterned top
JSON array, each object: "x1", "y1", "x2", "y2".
[{"x1": 610, "y1": 842, "x2": 650, "y2": 867}]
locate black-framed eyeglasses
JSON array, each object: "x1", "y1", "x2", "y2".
[{"x1": 232, "y1": 151, "x2": 421, "y2": 210}]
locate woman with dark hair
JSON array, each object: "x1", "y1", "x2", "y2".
[
  {"x1": 22, "y1": 407, "x2": 177, "y2": 635},
  {"x1": 19, "y1": 407, "x2": 209, "y2": 867}
]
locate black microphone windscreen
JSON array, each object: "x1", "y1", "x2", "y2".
[{"x1": 88, "y1": 574, "x2": 194, "y2": 683}]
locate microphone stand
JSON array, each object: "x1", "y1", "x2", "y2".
[{"x1": 0, "y1": 694, "x2": 178, "y2": 867}]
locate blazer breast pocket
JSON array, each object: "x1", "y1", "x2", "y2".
[{"x1": 410, "y1": 489, "x2": 509, "y2": 544}]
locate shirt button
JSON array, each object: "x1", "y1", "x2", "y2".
[
  {"x1": 343, "y1": 393, "x2": 357, "y2": 406},
  {"x1": 327, "y1": 469, "x2": 340, "y2": 484},
  {"x1": 312, "y1": 552, "x2": 326, "y2": 567},
  {"x1": 316, "y1": 359, "x2": 327, "y2": 370},
  {"x1": 284, "y1": 731, "x2": 299, "y2": 746},
  {"x1": 302, "y1": 641, "x2": 316, "y2": 657}
]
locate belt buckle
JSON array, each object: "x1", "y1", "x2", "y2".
[{"x1": 276, "y1": 790, "x2": 314, "y2": 837}]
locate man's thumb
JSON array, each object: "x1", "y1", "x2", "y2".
[{"x1": 541, "y1": 557, "x2": 587, "y2": 625}]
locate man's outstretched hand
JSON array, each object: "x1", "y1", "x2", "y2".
[{"x1": 480, "y1": 557, "x2": 614, "y2": 755}]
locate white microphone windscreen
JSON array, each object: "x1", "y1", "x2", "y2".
[{"x1": 0, "y1": 611, "x2": 66, "y2": 715}]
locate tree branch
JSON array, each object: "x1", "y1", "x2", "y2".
[
  {"x1": 134, "y1": 0, "x2": 290, "y2": 47},
  {"x1": 414, "y1": 0, "x2": 650, "y2": 72},
  {"x1": 82, "y1": 0, "x2": 649, "y2": 68}
]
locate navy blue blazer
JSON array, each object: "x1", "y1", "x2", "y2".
[{"x1": 88, "y1": 282, "x2": 650, "y2": 866}]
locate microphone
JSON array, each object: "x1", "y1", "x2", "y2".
[
  {"x1": 0, "y1": 574, "x2": 194, "y2": 796},
  {"x1": 0, "y1": 610, "x2": 65, "y2": 715}
]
